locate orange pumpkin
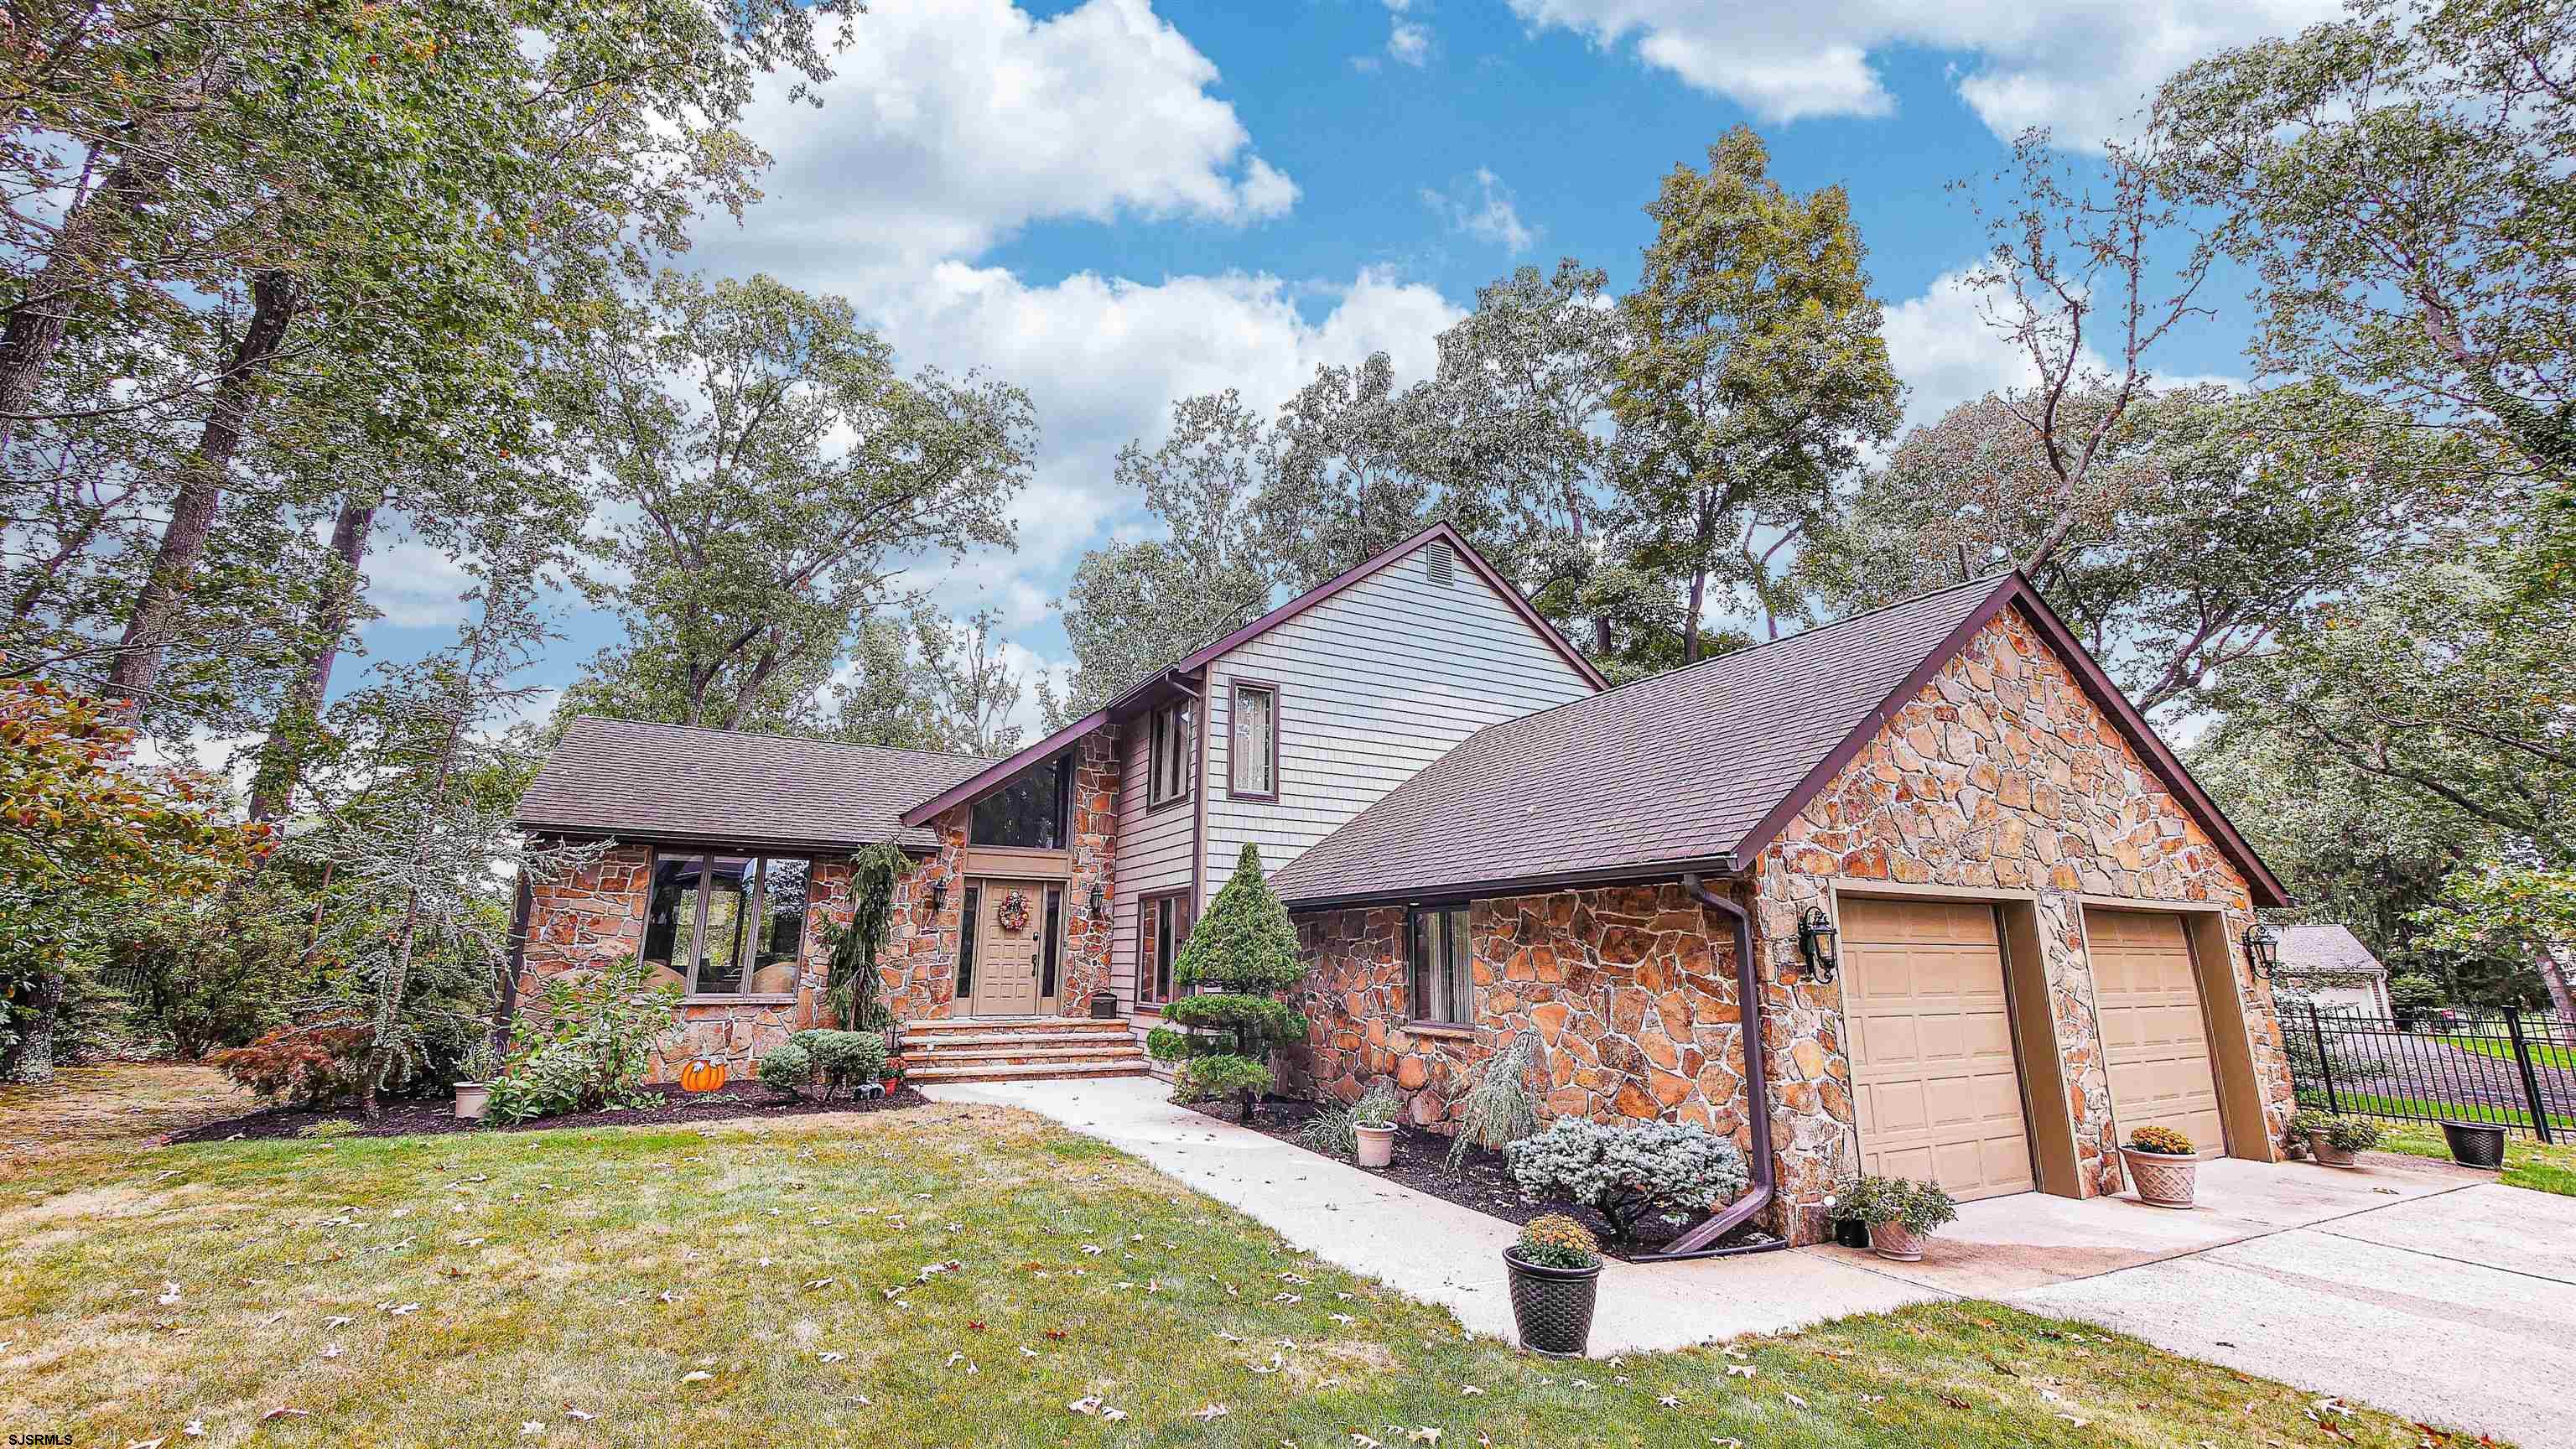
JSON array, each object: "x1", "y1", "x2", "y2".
[{"x1": 677, "y1": 1057, "x2": 728, "y2": 1093}]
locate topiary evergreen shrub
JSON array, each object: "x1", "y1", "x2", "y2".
[
  {"x1": 787, "y1": 1028, "x2": 887, "y2": 1099},
  {"x1": 1503, "y1": 1117, "x2": 1750, "y2": 1243},
  {"x1": 1145, "y1": 843, "x2": 1309, "y2": 1122}
]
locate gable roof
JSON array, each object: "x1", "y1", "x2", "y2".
[
  {"x1": 1267, "y1": 572, "x2": 2290, "y2": 910},
  {"x1": 517, "y1": 715, "x2": 990, "y2": 853},
  {"x1": 898, "y1": 522, "x2": 1606, "y2": 828},
  {"x1": 2277, "y1": 925, "x2": 2385, "y2": 977}
]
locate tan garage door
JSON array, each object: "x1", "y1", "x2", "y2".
[
  {"x1": 1841, "y1": 896, "x2": 2036, "y2": 1201},
  {"x1": 2087, "y1": 908, "x2": 2225, "y2": 1156}
]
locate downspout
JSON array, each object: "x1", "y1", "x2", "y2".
[{"x1": 1633, "y1": 873, "x2": 1783, "y2": 1260}]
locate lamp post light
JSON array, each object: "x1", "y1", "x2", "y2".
[{"x1": 2243, "y1": 922, "x2": 2281, "y2": 979}]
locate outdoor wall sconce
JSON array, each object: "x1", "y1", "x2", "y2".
[
  {"x1": 1798, "y1": 907, "x2": 1841, "y2": 984},
  {"x1": 2243, "y1": 921, "x2": 2281, "y2": 979},
  {"x1": 1088, "y1": 883, "x2": 1107, "y2": 917},
  {"x1": 929, "y1": 881, "x2": 949, "y2": 914}
]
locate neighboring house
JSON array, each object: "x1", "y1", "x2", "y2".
[
  {"x1": 513, "y1": 523, "x2": 2298, "y2": 1244},
  {"x1": 2272, "y1": 925, "x2": 2393, "y2": 1017}
]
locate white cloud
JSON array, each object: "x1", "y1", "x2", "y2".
[
  {"x1": 1504, "y1": 0, "x2": 2342, "y2": 144},
  {"x1": 1420, "y1": 168, "x2": 1536, "y2": 256},
  {"x1": 1384, "y1": 0, "x2": 1431, "y2": 66}
]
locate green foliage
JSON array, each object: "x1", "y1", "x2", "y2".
[
  {"x1": 2388, "y1": 974, "x2": 2446, "y2": 1015},
  {"x1": 1174, "y1": 845, "x2": 1304, "y2": 995},
  {"x1": 1446, "y1": 1031, "x2": 1545, "y2": 1169},
  {"x1": 1161, "y1": 993, "x2": 1308, "y2": 1044},
  {"x1": 456, "y1": 1038, "x2": 504, "y2": 1086},
  {"x1": 1296, "y1": 1083, "x2": 1402, "y2": 1160},
  {"x1": 208, "y1": 1021, "x2": 372, "y2": 1108},
  {"x1": 787, "y1": 1029, "x2": 887, "y2": 1099},
  {"x1": 756, "y1": 1041, "x2": 815, "y2": 1098},
  {"x1": 1145, "y1": 1026, "x2": 1188, "y2": 1062},
  {"x1": 1173, "y1": 1054, "x2": 1273, "y2": 1106},
  {"x1": 1503, "y1": 1118, "x2": 1752, "y2": 1244},
  {"x1": 1153, "y1": 845, "x2": 1310, "y2": 1122},
  {"x1": 1352, "y1": 1083, "x2": 1402, "y2": 1129},
  {"x1": 1836, "y1": 1174, "x2": 1959, "y2": 1234},
  {"x1": 485, "y1": 1043, "x2": 605, "y2": 1125},
  {"x1": 2290, "y1": 1111, "x2": 2384, "y2": 1154},
  {"x1": 828, "y1": 843, "x2": 913, "y2": 1031},
  {"x1": 491, "y1": 956, "x2": 680, "y2": 1121},
  {"x1": 1514, "y1": 1213, "x2": 1602, "y2": 1270}
]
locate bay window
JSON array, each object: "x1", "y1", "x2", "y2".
[{"x1": 641, "y1": 853, "x2": 812, "y2": 997}]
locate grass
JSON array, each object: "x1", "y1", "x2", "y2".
[
  {"x1": 2438, "y1": 1033, "x2": 2576, "y2": 1072},
  {"x1": 0, "y1": 1066, "x2": 2471, "y2": 1448},
  {"x1": 2298, "y1": 1087, "x2": 2576, "y2": 1134},
  {"x1": 2368, "y1": 1119, "x2": 2576, "y2": 1197}
]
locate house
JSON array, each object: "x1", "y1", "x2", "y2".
[
  {"x1": 512, "y1": 523, "x2": 2298, "y2": 1244},
  {"x1": 2272, "y1": 925, "x2": 2393, "y2": 1016}
]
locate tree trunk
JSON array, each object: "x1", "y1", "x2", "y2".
[
  {"x1": 106, "y1": 270, "x2": 299, "y2": 709},
  {"x1": 2537, "y1": 943, "x2": 2576, "y2": 1024},
  {"x1": 1682, "y1": 567, "x2": 1706, "y2": 664},
  {"x1": 2, "y1": 963, "x2": 65, "y2": 1084},
  {"x1": 249, "y1": 497, "x2": 377, "y2": 819}
]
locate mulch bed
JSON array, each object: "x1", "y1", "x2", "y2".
[
  {"x1": 165, "y1": 1083, "x2": 932, "y2": 1144},
  {"x1": 1189, "y1": 1097, "x2": 1779, "y2": 1263}
]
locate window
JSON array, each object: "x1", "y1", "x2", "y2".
[
  {"x1": 1148, "y1": 697, "x2": 1195, "y2": 808},
  {"x1": 970, "y1": 752, "x2": 1070, "y2": 849},
  {"x1": 956, "y1": 885, "x2": 983, "y2": 997},
  {"x1": 1041, "y1": 886, "x2": 1063, "y2": 1000},
  {"x1": 1408, "y1": 903, "x2": 1474, "y2": 1026},
  {"x1": 1229, "y1": 682, "x2": 1276, "y2": 799},
  {"x1": 1138, "y1": 892, "x2": 1194, "y2": 1006},
  {"x1": 641, "y1": 853, "x2": 812, "y2": 997}
]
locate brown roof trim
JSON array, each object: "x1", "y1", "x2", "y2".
[
  {"x1": 898, "y1": 712, "x2": 1104, "y2": 828},
  {"x1": 522, "y1": 828, "x2": 943, "y2": 859},
  {"x1": 1279, "y1": 854, "x2": 1740, "y2": 913},
  {"x1": 1727, "y1": 574, "x2": 2289, "y2": 909}
]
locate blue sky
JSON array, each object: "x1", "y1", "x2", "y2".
[{"x1": 351, "y1": 0, "x2": 2335, "y2": 736}]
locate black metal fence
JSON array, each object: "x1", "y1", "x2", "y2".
[{"x1": 2288, "y1": 1000, "x2": 2576, "y2": 1142}]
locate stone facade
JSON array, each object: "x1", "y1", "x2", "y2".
[
  {"x1": 518, "y1": 731, "x2": 1123, "y2": 1081},
  {"x1": 1284, "y1": 603, "x2": 2295, "y2": 1245}
]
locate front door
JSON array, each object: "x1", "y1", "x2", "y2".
[{"x1": 969, "y1": 879, "x2": 1046, "y2": 1016}]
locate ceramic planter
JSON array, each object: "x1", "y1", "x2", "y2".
[
  {"x1": 1353, "y1": 1123, "x2": 1396, "y2": 1169},
  {"x1": 453, "y1": 1083, "x2": 491, "y2": 1121},
  {"x1": 2441, "y1": 1121, "x2": 2508, "y2": 1171},
  {"x1": 1504, "y1": 1248, "x2": 1600, "y2": 1358},
  {"x1": 2121, "y1": 1146, "x2": 2199, "y2": 1208},
  {"x1": 1868, "y1": 1221, "x2": 1927, "y2": 1261},
  {"x1": 2306, "y1": 1130, "x2": 2357, "y2": 1166}
]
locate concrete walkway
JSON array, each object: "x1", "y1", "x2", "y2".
[{"x1": 927, "y1": 1078, "x2": 2576, "y2": 1443}]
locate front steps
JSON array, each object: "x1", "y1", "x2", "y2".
[{"x1": 901, "y1": 1016, "x2": 1149, "y2": 1085}]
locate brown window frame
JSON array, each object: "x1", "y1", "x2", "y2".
[
  {"x1": 1135, "y1": 889, "x2": 1195, "y2": 1008},
  {"x1": 1147, "y1": 697, "x2": 1195, "y2": 813},
  {"x1": 1406, "y1": 901, "x2": 1476, "y2": 1029},
  {"x1": 1225, "y1": 678, "x2": 1280, "y2": 802}
]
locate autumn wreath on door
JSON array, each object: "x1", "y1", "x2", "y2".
[{"x1": 995, "y1": 890, "x2": 1032, "y2": 934}]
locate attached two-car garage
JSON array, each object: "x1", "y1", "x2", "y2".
[{"x1": 1838, "y1": 892, "x2": 2241, "y2": 1202}]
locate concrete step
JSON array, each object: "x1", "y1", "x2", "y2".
[
  {"x1": 906, "y1": 1059, "x2": 1153, "y2": 1084},
  {"x1": 901, "y1": 1030, "x2": 1136, "y2": 1050},
  {"x1": 907, "y1": 1042, "x2": 1148, "y2": 1065},
  {"x1": 904, "y1": 1018, "x2": 1129, "y2": 1037}
]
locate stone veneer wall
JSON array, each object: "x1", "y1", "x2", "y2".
[
  {"x1": 518, "y1": 726, "x2": 1122, "y2": 1081},
  {"x1": 1282, "y1": 602, "x2": 2295, "y2": 1244}
]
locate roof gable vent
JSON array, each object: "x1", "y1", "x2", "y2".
[{"x1": 1424, "y1": 541, "x2": 1455, "y2": 588}]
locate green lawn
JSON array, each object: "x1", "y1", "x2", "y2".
[
  {"x1": 0, "y1": 1067, "x2": 2470, "y2": 1447},
  {"x1": 2369, "y1": 1119, "x2": 2576, "y2": 1197},
  {"x1": 2440, "y1": 1033, "x2": 2576, "y2": 1072},
  {"x1": 2298, "y1": 1086, "x2": 2576, "y2": 1135}
]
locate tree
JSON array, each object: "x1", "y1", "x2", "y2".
[
  {"x1": 2154, "y1": 0, "x2": 2576, "y2": 492},
  {"x1": 1146, "y1": 844, "x2": 1308, "y2": 1122},
  {"x1": 2416, "y1": 857, "x2": 2576, "y2": 1021},
  {"x1": 569, "y1": 272, "x2": 1033, "y2": 733},
  {"x1": 917, "y1": 607, "x2": 1025, "y2": 756},
  {"x1": 826, "y1": 842, "x2": 912, "y2": 1031},
  {"x1": 1611, "y1": 126, "x2": 1901, "y2": 663}
]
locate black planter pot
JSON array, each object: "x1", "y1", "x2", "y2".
[
  {"x1": 1504, "y1": 1248, "x2": 1601, "y2": 1358},
  {"x1": 2441, "y1": 1120, "x2": 2508, "y2": 1171},
  {"x1": 1831, "y1": 1217, "x2": 1872, "y2": 1249}
]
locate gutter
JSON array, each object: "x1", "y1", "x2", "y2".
[{"x1": 1631, "y1": 872, "x2": 1784, "y2": 1261}]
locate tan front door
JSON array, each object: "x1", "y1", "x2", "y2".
[
  {"x1": 968, "y1": 880, "x2": 1046, "y2": 1016},
  {"x1": 2087, "y1": 908, "x2": 2225, "y2": 1155},
  {"x1": 1841, "y1": 896, "x2": 2038, "y2": 1202}
]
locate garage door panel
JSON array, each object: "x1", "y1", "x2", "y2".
[
  {"x1": 2087, "y1": 908, "x2": 2225, "y2": 1157},
  {"x1": 1841, "y1": 896, "x2": 2037, "y2": 1202}
]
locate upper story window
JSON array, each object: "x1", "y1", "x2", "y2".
[
  {"x1": 1148, "y1": 696, "x2": 1194, "y2": 809},
  {"x1": 1229, "y1": 682, "x2": 1276, "y2": 799},
  {"x1": 970, "y1": 751, "x2": 1070, "y2": 849},
  {"x1": 1408, "y1": 902, "x2": 1474, "y2": 1027},
  {"x1": 641, "y1": 853, "x2": 812, "y2": 998}
]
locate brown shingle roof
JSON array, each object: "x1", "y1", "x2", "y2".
[
  {"x1": 1267, "y1": 572, "x2": 2290, "y2": 909},
  {"x1": 516, "y1": 716, "x2": 991, "y2": 853}
]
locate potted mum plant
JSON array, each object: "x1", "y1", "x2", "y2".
[
  {"x1": 1352, "y1": 1086, "x2": 1401, "y2": 1168},
  {"x1": 2292, "y1": 1109, "x2": 2381, "y2": 1166},
  {"x1": 2119, "y1": 1124, "x2": 2199, "y2": 1208},
  {"x1": 1503, "y1": 1213, "x2": 1602, "y2": 1358},
  {"x1": 452, "y1": 1039, "x2": 502, "y2": 1121},
  {"x1": 1841, "y1": 1174, "x2": 1958, "y2": 1262}
]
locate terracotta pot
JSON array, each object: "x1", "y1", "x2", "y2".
[
  {"x1": 1868, "y1": 1221, "x2": 1926, "y2": 1261},
  {"x1": 1504, "y1": 1248, "x2": 1600, "y2": 1358},
  {"x1": 453, "y1": 1083, "x2": 490, "y2": 1121},
  {"x1": 2121, "y1": 1146, "x2": 2199, "y2": 1208},
  {"x1": 1354, "y1": 1123, "x2": 1396, "y2": 1169},
  {"x1": 2307, "y1": 1130, "x2": 2357, "y2": 1166}
]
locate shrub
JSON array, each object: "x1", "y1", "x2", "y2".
[
  {"x1": 2127, "y1": 1124, "x2": 2194, "y2": 1156},
  {"x1": 1150, "y1": 844, "x2": 1310, "y2": 1122},
  {"x1": 825, "y1": 842, "x2": 911, "y2": 1031},
  {"x1": 1446, "y1": 1031, "x2": 1544, "y2": 1169},
  {"x1": 2293, "y1": 1113, "x2": 2384, "y2": 1152},
  {"x1": 1836, "y1": 1174, "x2": 1958, "y2": 1234},
  {"x1": 493, "y1": 956, "x2": 680, "y2": 1121},
  {"x1": 484, "y1": 1042, "x2": 599, "y2": 1124},
  {"x1": 1504, "y1": 1118, "x2": 1750, "y2": 1243},
  {"x1": 208, "y1": 1020, "x2": 372, "y2": 1107},
  {"x1": 456, "y1": 1038, "x2": 503, "y2": 1085},
  {"x1": 756, "y1": 1041, "x2": 815, "y2": 1097},
  {"x1": 788, "y1": 1029, "x2": 887, "y2": 1099},
  {"x1": 1174, "y1": 1053, "x2": 1272, "y2": 1105},
  {"x1": 1514, "y1": 1213, "x2": 1601, "y2": 1270},
  {"x1": 2388, "y1": 973, "x2": 2444, "y2": 1017}
]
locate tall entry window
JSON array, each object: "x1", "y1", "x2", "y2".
[
  {"x1": 641, "y1": 853, "x2": 812, "y2": 997},
  {"x1": 1148, "y1": 697, "x2": 1194, "y2": 808},
  {"x1": 1408, "y1": 902, "x2": 1474, "y2": 1027},
  {"x1": 970, "y1": 752, "x2": 1071, "y2": 849}
]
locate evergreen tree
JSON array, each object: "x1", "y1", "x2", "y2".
[{"x1": 1148, "y1": 844, "x2": 1307, "y2": 1122}]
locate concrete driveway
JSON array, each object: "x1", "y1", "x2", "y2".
[{"x1": 931, "y1": 1078, "x2": 2573, "y2": 1444}]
